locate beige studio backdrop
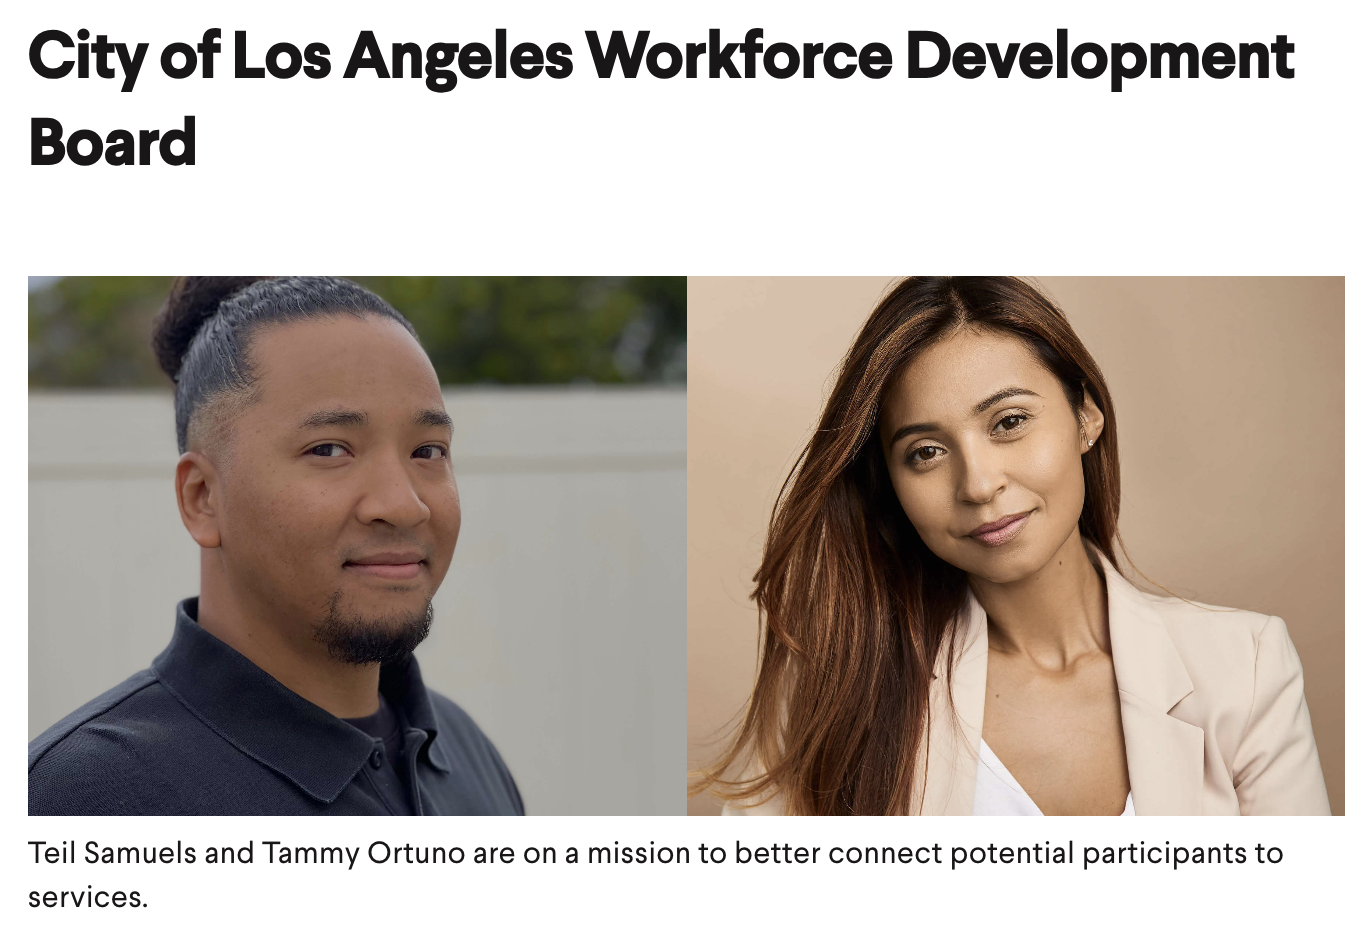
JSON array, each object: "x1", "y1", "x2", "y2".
[{"x1": 686, "y1": 276, "x2": 1345, "y2": 816}]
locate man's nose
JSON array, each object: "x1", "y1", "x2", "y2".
[{"x1": 355, "y1": 454, "x2": 431, "y2": 528}]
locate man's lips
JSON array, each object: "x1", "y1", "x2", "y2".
[
  {"x1": 344, "y1": 552, "x2": 426, "y2": 580},
  {"x1": 966, "y1": 511, "x2": 1032, "y2": 547}
]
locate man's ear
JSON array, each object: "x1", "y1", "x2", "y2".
[
  {"x1": 1080, "y1": 389, "x2": 1106, "y2": 454},
  {"x1": 176, "y1": 452, "x2": 223, "y2": 549}
]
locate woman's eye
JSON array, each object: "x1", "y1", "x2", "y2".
[
  {"x1": 995, "y1": 413, "x2": 1030, "y2": 433},
  {"x1": 909, "y1": 445, "x2": 943, "y2": 465},
  {"x1": 413, "y1": 444, "x2": 449, "y2": 460},
  {"x1": 308, "y1": 443, "x2": 349, "y2": 458}
]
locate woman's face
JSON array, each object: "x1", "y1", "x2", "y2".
[{"x1": 878, "y1": 327, "x2": 1103, "y2": 585}]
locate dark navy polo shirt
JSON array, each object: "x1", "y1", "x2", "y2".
[{"x1": 28, "y1": 599, "x2": 524, "y2": 816}]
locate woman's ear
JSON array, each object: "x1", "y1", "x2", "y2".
[
  {"x1": 176, "y1": 451, "x2": 223, "y2": 549},
  {"x1": 1079, "y1": 389, "x2": 1106, "y2": 455}
]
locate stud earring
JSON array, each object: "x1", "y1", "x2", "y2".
[{"x1": 1087, "y1": 439, "x2": 1094, "y2": 447}]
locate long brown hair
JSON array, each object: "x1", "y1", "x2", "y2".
[{"x1": 696, "y1": 277, "x2": 1123, "y2": 815}]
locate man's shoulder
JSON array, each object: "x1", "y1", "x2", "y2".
[
  {"x1": 28, "y1": 670, "x2": 196, "y2": 815},
  {"x1": 30, "y1": 670, "x2": 162, "y2": 767}
]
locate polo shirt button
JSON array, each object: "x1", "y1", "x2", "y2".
[{"x1": 369, "y1": 748, "x2": 383, "y2": 769}]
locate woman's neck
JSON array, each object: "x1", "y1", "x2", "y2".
[{"x1": 968, "y1": 529, "x2": 1109, "y2": 671}]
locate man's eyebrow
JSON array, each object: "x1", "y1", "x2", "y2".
[
  {"x1": 300, "y1": 410, "x2": 367, "y2": 429},
  {"x1": 415, "y1": 409, "x2": 453, "y2": 430},
  {"x1": 886, "y1": 388, "x2": 1042, "y2": 450}
]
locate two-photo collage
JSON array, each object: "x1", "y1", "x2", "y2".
[{"x1": 29, "y1": 276, "x2": 1343, "y2": 816}]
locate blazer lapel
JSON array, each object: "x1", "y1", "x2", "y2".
[
  {"x1": 916, "y1": 600, "x2": 988, "y2": 815},
  {"x1": 1102, "y1": 561, "x2": 1206, "y2": 815}
]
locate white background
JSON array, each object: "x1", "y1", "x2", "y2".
[{"x1": 7, "y1": 0, "x2": 1363, "y2": 936}]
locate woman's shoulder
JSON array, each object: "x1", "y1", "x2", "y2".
[
  {"x1": 1097, "y1": 549, "x2": 1288, "y2": 661},
  {"x1": 1105, "y1": 563, "x2": 1302, "y2": 695},
  {"x1": 1122, "y1": 581, "x2": 1328, "y2": 814},
  {"x1": 1122, "y1": 581, "x2": 1303, "y2": 700},
  {"x1": 1140, "y1": 588, "x2": 1283, "y2": 641}
]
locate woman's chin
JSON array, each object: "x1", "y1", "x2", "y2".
[{"x1": 955, "y1": 543, "x2": 1054, "y2": 585}]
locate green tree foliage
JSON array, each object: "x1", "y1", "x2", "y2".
[
  {"x1": 28, "y1": 276, "x2": 173, "y2": 387},
  {"x1": 29, "y1": 276, "x2": 685, "y2": 387}
]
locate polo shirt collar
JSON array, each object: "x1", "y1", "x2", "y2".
[
  {"x1": 379, "y1": 640, "x2": 451, "y2": 774},
  {"x1": 151, "y1": 599, "x2": 449, "y2": 804}
]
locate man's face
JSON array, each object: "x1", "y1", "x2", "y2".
[{"x1": 210, "y1": 315, "x2": 460, "y2": 659}]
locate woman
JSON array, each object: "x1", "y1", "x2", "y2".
[{"x1": 699, "y1": 276, "x2": 1329, "y2": 815}]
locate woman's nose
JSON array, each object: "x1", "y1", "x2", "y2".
[{"x1": 956, "y1": 444, "x2": 1006, "y2": 504}]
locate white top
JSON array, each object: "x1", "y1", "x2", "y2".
[{"x1": 973, "y1": 739, "x2": 1135, "y2": 816}]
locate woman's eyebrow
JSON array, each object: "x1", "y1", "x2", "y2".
[
  {"x1": 888, "y1": 421, "x2": 940, "y2": 448},
  {"x1": 972, "y1": 386, "x2": 1040, "y2": 414}
]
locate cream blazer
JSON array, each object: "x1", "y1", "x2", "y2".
[{"x1": 726, "y1": 556, "x2": 1330, "y2": 815}]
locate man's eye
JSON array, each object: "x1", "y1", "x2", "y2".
[
  {"x1": 308, "y1": 443, "x2": 349, "y2": 458},
  {"x1": 413, "y1": 444, "x2": 449, "y2": 460}
]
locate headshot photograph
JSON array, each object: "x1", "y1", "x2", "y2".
[
  {"x1": 29, "y1": 276, "x2": 685, "y2": 816},
  {"x1": 687, "y1": 276, "x2": 1343, "y2": 816}
]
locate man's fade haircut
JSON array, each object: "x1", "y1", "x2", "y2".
[{"x1": 152, "y1": 277, "x2": 418, "y2": 452}]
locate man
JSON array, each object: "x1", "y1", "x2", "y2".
[{"x1": 29, "y1": 276, "x2": 523, "y2": 815}]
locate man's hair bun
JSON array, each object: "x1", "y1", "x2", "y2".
[{"x1": 152, "y1": 276, "x2": 268, "y2": 382}]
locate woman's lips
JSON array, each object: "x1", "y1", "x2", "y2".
[{"x1": 967, "y1": 511, "x2": 1032, "y2": 547}]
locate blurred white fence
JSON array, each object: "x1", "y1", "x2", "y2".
[{"x1": 29, "y1": 387, "x2": 684, "y2": 815}]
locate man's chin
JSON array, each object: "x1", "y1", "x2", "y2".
[{"x1": 313, "y1": 594, "x2": 434, "y2": 666}]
